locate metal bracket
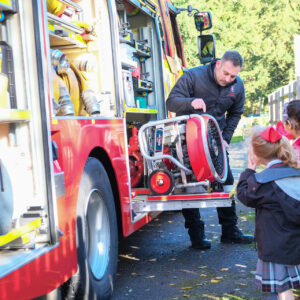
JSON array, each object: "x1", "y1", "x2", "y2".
[{"x1": 132, "y1": 192, "x2": 232, "y2": 213}]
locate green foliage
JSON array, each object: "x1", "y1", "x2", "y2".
[
  {"x1": 231, "y1": 135, "x2": 244, "y2": 143},
  {"x1": 173, "y1": 0, "x2": 300, "y2": 115}
]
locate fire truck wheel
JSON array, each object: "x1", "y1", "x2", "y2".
[
  {"x1": 148, "y1": 169, "x2": 174, "y2": 195},
  {"x1": 67, "y1": 157, "x2": 118, "y2": 299}
]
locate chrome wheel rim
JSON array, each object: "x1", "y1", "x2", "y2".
[{"x1": 85, "y1": 189, "x2": 110, "y2": 280}]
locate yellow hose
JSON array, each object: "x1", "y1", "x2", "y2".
[
  {"x1": 51, "y1": 68, "x2": 61, "y2": 102},
  {"x1": 70, "y1": 63, "x2": 100, "y2": 116},
  {"x1": 70, "y1": 62, "x2": 89, "y2": 90},
  {"x1": 60, "y1": 70, "x2": 83, "y2": 116},
  {"x1": 47, "y1": 0, "x2": 66, "y2": 16},
  {"x1": 51, "y1": 68, "x2": 75, "y2": 116}
]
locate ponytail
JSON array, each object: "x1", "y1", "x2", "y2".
[
  {"x1": 251, "y1": 127, "x2": 299, "y2": 169},
  {"x1": 277, "y1": 137, "x2": 299, "y2": 168}
]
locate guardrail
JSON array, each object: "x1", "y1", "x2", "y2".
[{"x1": 268, "y1": 76, "x2": 300, "y2": 125}]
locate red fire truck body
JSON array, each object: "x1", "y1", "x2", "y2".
[
  {"x1": 1, "y1": 120, "x2": 132, "y2": 299},
  {"x1": 0, "y1": 1, "x2": 230, "y2": 299}
]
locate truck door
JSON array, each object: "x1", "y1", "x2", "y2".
[
  {"x1": 158, "y1": 0, "x2": 186, "y2": 68},
  {"x1": 158, "y1": 0, "x2": 186, "y2": 75},
  {"x1": 0, "y1": 1, "x2": 61, "y2": 298}
]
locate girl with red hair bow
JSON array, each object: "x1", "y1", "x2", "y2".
[
  {"x1": 276, "y1": 100, "x2": 300, "y2": 161},
  {"x1": 283, "y1": 100, "x2": 300, "y2": 161},
  {"x1": 237, "y1": 126, "x2": 300, "y2": 300}
]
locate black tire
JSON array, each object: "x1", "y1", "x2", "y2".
[
  {"x1": 148, "y1": 169, "x2": 174, "y2": 195},
  {"x1": 65, "y1": 157, "x2": 118, "y2": 300}
]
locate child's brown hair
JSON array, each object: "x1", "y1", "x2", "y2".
[
  {"x1": 251, "y1": 127, "x2": 299, "y2": 169},
  {"x1": 287, "y1": 99, "x2": 300, "y2": 131}
]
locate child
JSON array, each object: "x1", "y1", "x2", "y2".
[
  {"x1": 283, "y1": 100, "x2": 300, "y2": 160},
  {"x1": 237, "y1": 126, "x2": 300, "y2": 300}
]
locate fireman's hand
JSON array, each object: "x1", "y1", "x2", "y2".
[{"x1": 191, "y1": 98, "x2": 206, "y2": 112}]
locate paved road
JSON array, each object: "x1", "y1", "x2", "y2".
[{"x1": 112, "y1": 141, "x2": 264, "y2": 300}]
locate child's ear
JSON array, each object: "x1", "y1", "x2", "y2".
[{"x1": 284, "y1": 120, "x2": 293, "y2": 130}]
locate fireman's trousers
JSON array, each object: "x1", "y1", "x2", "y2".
[{"x1": 182, "y1": 162, "x2": 238, "y2": 237}]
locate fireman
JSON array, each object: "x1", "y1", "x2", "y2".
[{"x1": 166, "y1": 50, "x2": 254, "y2": 250}]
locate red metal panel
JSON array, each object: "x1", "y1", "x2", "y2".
[
  {"x1": 51, "y1": 118, "x2": 149, "y2": 237},
  {"x1": 0, "y1": 118, "x2": 151, "y2": 299}
]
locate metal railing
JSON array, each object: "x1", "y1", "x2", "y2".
[{"x1": 268, "y1": 76, "x2": 300, "y2": 125}]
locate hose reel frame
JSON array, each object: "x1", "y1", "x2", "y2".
[{"x1": 138, "y1": 114, "x2": 228, "y2": 195}]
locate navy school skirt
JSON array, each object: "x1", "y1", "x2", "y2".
[{"x1": 256, "y1": 258, "x2": 300, "y2": 293}]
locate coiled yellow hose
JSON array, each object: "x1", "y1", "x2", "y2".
[{"x1": 70, "y1": 63, "x2": 100, "y2": 115}]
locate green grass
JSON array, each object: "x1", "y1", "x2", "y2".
[
  {"x1": 239, "y1": 211, "x2": 255, "y2": 222},
  {"x1": 231, "y1": 136, "x2": 244, "y2": 143}
]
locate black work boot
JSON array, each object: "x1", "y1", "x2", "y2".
[
  {"x1": 188, "y1": 229, "x2": 211, "y2": 250},
  {"x1": 221, "y1": 226, "x2": 253, "y2": 244},
  {"x1": 182, "y1": 208, "x2": 211, "y2": 250}
]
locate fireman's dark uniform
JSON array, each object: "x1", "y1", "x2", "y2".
[{"x1": 166, "y1": 59, "x2": 253, "y2": 249}]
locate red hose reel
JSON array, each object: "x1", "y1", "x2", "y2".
[
  {"x1": 186, "y1": 115, "x2": 227, "y2": 183},
  {"x1": 137, "y1": 114, "x2": 228, "y2": 195}
]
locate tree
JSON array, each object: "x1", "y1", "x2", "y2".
[{"x1": 174, "y1": 0, "x2": 300, "y2": 115}]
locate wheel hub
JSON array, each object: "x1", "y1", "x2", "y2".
[{"x1": 86, "y1": 189, "x2": 110, "y2": 280}]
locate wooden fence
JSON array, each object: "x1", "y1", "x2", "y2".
[{"x1": 268, "y1": 76, "x2": 300, "y2": 125}]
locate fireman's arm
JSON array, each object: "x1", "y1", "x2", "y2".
[
  {"x1": 222, "y1": 81, "x2": 245, "y2": 144},
  {"x1": 166, "y1": 71, "x2": 196, "y2": 115}
]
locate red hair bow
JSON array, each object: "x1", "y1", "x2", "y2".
[
  {"x1": 276, "y1": 120, "x2": 294, "y2": 140},
  {"x1": 259, "y1": 126, "x2": 282, "y2": 143}
]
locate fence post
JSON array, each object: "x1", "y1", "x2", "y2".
[
  {"x1": 268, "y1": 94, "x2": 273, "y2": 125},
  {"x1": 268, "y1": 76, "x2": 300, "y2": 123},
  {"x1": 275, "y1": 90, "x2": 280, "y2": 124},
  {"x1": 297, "y1": 76, "x2": 300, "y2": 99},
  {"x1": 288, "y1": 82, "x2": 293, "y2": 101}
]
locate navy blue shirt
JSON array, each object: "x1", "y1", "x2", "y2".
[{"x1": 166, "y1": 59, "x2": 245, "y2": 143}]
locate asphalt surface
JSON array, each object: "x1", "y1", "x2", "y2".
[{"x1": 111, "y1": 141, "x2": 293, "y2": 300}]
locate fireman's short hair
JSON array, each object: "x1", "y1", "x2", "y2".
[{"x1": 222, "y1": 50, "x2": 243, "y2": 68}]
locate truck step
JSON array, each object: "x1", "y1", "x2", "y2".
[{"x1": 132, "y1": 189, "x2": 232, "y2": 213}]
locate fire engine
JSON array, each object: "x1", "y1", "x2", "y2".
[{"x1": 0, "y1": 0, "x2": 230, "y2": 299}]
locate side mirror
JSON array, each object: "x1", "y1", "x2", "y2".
[
  {"x1": 198, "y1": 34, "x2": 215, "y2": 64},
  {"x1": 194, "y1": 12, "x2": 212, "y2": 32}
]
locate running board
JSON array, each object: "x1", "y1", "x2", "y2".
[{"x1": 132, "y1": 190, "x2": 232, "y2": 213}]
